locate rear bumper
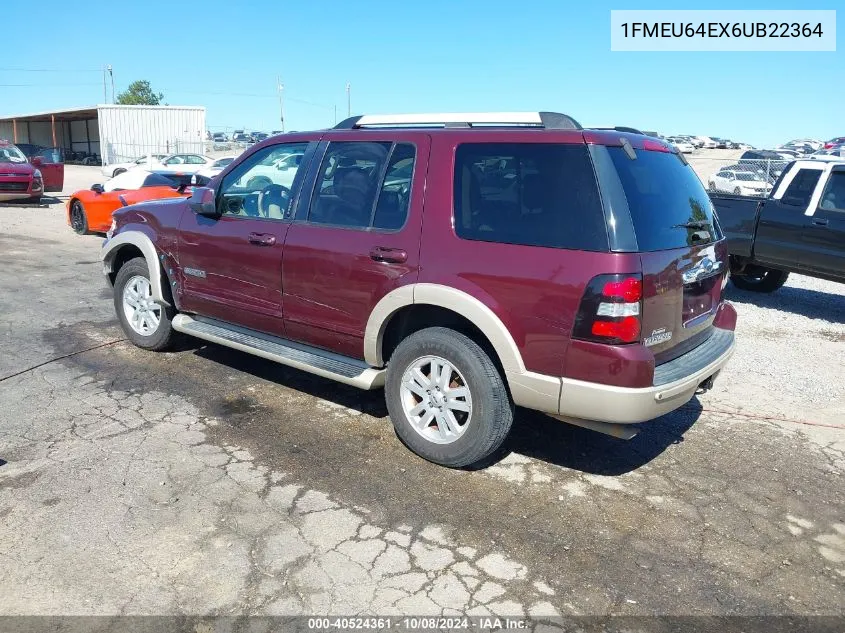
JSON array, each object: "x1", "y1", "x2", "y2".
[{"x1": 557, "y1": 328, "x2": 735, "y2": 424}]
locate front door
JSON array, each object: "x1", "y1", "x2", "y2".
[
  {"x1": 282, "y1": 136, "x2": 428, "y2": 359},
  {"x1": 177, "y1": 141, "x2": 313, "y2": 336},
  {"x1": 754, "y1": 167, "x2": 823, "y2": 269},
  {"x1": 35, "y1": 148, "x2": 64, "y2": 192},
  {"x1": 804, "y1": 168, "x2": 845, "y2": 280}
]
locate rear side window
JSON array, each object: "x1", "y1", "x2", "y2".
[
  {"x1": 453, "y1": 143, "x2": 607, "y2": 251},
  {"x1": 781, "y1": 168, "x2": 822, "y2": 207},
  {"x1": 608, "y1": 148, "x2": 722, "y2": 251}
]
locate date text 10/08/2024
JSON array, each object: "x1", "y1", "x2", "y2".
[{"x1": 307, "y1": 617, "x2": 530, "y2": 630}]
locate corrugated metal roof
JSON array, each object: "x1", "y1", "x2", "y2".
[{"x1": 0, "y1": 104, "x2": 205, "y2": 123}]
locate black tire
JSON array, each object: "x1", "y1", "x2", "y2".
[
  {"x1": 731, "y1": 268, "x2": 789, "y2": 293},
  {"x1": 113, "y1": 257, "x2": 179, "y2": 351},
  {"x1": 708, "y1": 181, "x2": 715, "y2": 191},
  {"x1": 733, "y1": 187, "x2": 742, "y2": 195},
  {"x1": 113, "y1": 168, "x2": 126, "y2": 177},
  {"x1": 70, "y1": 200, "x2": 89, "y2": 235},
  {"x1": 385, "y1": 327, "x2": 514, "y2": 468}
]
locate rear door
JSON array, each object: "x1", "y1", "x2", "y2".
[
  {"x1": 605, "y1": 145, "x2": 729, "y2": 363},
  {"x1": 281, "y1": 134, "x2": 429, "y2": 360}
]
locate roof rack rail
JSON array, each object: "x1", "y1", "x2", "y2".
[
  {"x1": 591, "y1": 126, "x2": 646, "y2": 135},
  {"x1": 333, "y1": 111, "x2": 582, "y2": 130}
]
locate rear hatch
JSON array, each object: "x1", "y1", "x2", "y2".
[{"x1": 605, "y1": 143, "x2": 728, "y2": 364}]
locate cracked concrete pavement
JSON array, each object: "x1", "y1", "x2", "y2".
[{"x1": 1, "y1": 171, "x2": 843, "y2": 617}]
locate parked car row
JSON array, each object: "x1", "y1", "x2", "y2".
[{"x1": 209, "y1": 130, "x2": 278, "y2": 144}]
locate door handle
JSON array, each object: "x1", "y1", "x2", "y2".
[
  {"x1": 248, "y1": 232, "x2": 276, "y2": 246},
  {"x1": 811, "y1": 218, "x2": 829, "y2": 226},
  {"x1": 369, "y1": 246, "x2": 408, "y2": 264}
]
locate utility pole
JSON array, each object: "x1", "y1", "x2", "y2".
[
  {"x1": 346, "y1": 82, "x2": 351, "y2": 117},
  {"x1": 277, "y1": 76, "x2": 285, "y2": 133},
  {"x1": 102, "y1": 65, "x2": 107, "y2": 103},
  {"x1": 107, "y1": 65, "x2": 114, "y2": 103}
]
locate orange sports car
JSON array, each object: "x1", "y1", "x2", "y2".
[{"x1": 67, "y1": 170, "x2": 193, "y2": 235}]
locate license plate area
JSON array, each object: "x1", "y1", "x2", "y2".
[{"x1": 682, "y1": 272, "x2": 721, "y2": 327}]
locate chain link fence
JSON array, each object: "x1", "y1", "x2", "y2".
[{"x1": 688, "y1": 156, "x2": 790, "y2": 198}]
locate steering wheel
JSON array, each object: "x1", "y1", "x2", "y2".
[{"x1": 258, "y1": 183, "x2": 292, "y2": 218}]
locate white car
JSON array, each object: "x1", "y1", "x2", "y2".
[
  {"x1": 193, "y1": 156, "x2": 238, "y2": 183},
  {"x1": 667, "y1": 137, "x2": 695, "y2": 153},
  {"x1": 708, "y1": 169, "x2": 772, "y2": 196},
  {"x1": 694, "y1": 136, "x2": 718, "y2": 149},
  {"x1": 102, "y1": 154, "x2": 167, "y2": 178},
  {"x1": 136, "y1": 153, "x2": 215, "y2": 175},
  {"x1": 234, "y1": 151, "x2": 304, "y2": 189}
]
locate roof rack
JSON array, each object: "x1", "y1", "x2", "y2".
[
  {"x1": 333, "y1": 111, "x2": 582, "y2": 130},
  {"x1": 591, "y1": 126, "x2": 646, "y2": 135}
]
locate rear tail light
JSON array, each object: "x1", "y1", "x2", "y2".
[{"x1": 573, "y1": 274, "x2": 643, "y2": 345}]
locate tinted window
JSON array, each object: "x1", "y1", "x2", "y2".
[
  {"x1": 608, "y1": 147, "x2": 721, "y2": 251},
  {"x1": 219, "y1": 142, "x2": 308, "y2": 220},
  {"x1": 819, "y1": 172, "x2": 845, "y2": 211},
  {"x1": 309, "y1": 142, "x2": 392, "y2": 228},
  {"x1": 453, "y1": 143, "x2": 606, "y2": 251},
  {"x1": 373, "y1": 143, "x2": 416, "y2": 230},
  {"x1": 782, "y1": 169, "x2": 822, "y2": 207}
]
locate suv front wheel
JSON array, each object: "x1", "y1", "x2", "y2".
[
  {"x1": 385, "y1": 327, "x2": 514, "y2": 468},
  {"x1": 114, "y1": 257, "x2": 178, "y2": 351}
]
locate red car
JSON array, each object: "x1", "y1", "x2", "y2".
[
  {"x1": 0, "y1": 141, "x2": 64, "y2": 202},
  {"x1": 823, "y1": 136, "x2": 845, "y2": 149},
  {"x1": 100, "y1": 112, "x2": 737, "y2": 468}
]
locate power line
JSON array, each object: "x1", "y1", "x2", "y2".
[
  {"x1": 0, "y1": 67, "x2": 102, "y2": 73},
  {"x1": 0, "y1": 83, "x2": 103, "y2": 87}
]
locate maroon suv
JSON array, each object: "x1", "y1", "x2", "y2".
[{"x1": 101, "y1": 112, "x2": 736, "y2": 468}]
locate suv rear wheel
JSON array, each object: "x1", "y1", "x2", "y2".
[
  {"x1": 114, "y1": 257, "x2": 178, "y2": 351},
  {"x1": 385, "y1": 327, "x2": 514, "y2": 468}
]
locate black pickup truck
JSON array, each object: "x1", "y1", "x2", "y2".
[{"x1": 710, "y1": 159, "x2": 845, "y2": 292}]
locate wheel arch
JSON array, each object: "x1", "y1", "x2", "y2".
[
  {"x1": 101, "y1": 231, "x2": 171, "y2": 306},
  {"x1": 366, "y1": 283, "x2": 561, "y2": 414},
  {"x1": 365, "y1": 283, "x2": 525, "y2": 373}
]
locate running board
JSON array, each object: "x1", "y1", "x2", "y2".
[
  {"x1": 550, "y1": 415, "x2": 640, "y2": 440},
  {"x1": 171, "y1": 315, "x2": 385, "y2": 390}
]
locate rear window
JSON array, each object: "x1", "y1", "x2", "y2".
[
  {"x1": 608, "y1": 147, "x2": 722, "y2": 251},
  {"x1": 454, "y1": 143, "x2": 607, "y2": 251}
]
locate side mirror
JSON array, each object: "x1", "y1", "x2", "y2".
[
  {"x1": 188, "y1": 187, "x2": 218, "y2": 217},
  {"x1": 91, "y1": 183, "x2": 105, "y2": 194},
  {"x1": 30, "y1": 156, "x2": 43, "y2": 167}
]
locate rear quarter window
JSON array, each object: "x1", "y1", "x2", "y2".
[
  {"x1": 608, "y1": 147, "x2": 722, "y2": 251},
  {"x1": 453, "y1": 143, "x2": 607, "y2": 251}
]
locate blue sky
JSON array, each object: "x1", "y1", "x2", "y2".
[{"x1": 1, "y1": 0, "x2": 840, "y2": 147}]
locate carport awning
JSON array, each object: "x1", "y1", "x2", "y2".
[{"x1": 0, "y1": 106, "x2": 99, "y2": 124}]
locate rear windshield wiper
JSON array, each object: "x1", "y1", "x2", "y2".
[{"x1": 673, "y1": 220, "x2": 711, "y2": 230}]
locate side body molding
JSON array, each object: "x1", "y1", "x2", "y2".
[
  {"x1": 100, "y1": 231, "x2": 170, "y2": 306},
  {"x1": 364, "y1": 283, "x2": 562, "y2": 414}
]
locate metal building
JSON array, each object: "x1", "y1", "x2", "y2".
[{"x1": 0, "y1": 104, "x2": 206, "y2": 165}]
